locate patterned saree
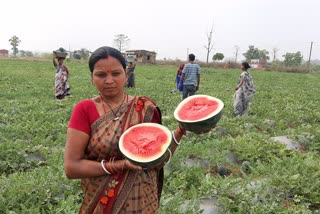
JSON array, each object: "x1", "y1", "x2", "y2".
[
  {"x1": 55, "y1": 64, "x2": 70, "y2": 99},
  {"x1": 79, "y1": 96, "x2": 163, "y2": 214},
  {"x1": 234, "y1": 71, "x2": 256, "y2": 116}
]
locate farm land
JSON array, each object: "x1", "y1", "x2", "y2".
[{"x1": 0, "y1": 58, "x2": 319, "y2": 213}]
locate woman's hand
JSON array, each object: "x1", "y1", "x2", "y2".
[{"x1": 123, "y1": 159, "x2": 142, "y2": 171}]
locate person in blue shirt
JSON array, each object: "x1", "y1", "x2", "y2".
[{"x1": 178, "y1": 54, "x2": 201, "y2": 99}]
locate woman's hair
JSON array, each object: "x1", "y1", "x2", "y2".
[
  {"x1": 89, "y1": 46, "x2": 126, "y2": 73},
  {"x1": 242, "y1": 62, "x2": 251, "y2": 70}
]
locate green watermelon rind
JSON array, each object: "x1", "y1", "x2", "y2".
[
  {"x1": 124, "y1": 148, "x2": 171, "y2": 169},
  {"x1": 174, "y1": 95, "x2": 224, "y2": 133}
]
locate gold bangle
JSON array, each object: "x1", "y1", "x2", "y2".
[
  {"x1": 101, "y1": 160, "x2": 111, "y2": 174},
  {"x1": 108, "y1": 158, "x2": 114, "y2": 174},
  {"x1": 172, "y1": 131, "x2": 181, "y2": 146},
  {"x1": 111, "y1": 157, "x2": 118, "y2": 173}
]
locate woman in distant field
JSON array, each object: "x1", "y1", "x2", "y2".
[
  {"x1": 53, "y1": 56, "x2": 70, "y2": 99},
  {"x1": 126, "y1": 61, "x2": 136, "y2": 88},
  {"x1": 175, "y1": 64, "x2": 184, "y2": 92},
  {"x1": 234, "y1": 62, "x2": 256, "y2": 116}
]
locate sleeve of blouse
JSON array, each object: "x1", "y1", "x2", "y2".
[{"x1": 68, "y1": 101, "x2": 91, "y2": 135}]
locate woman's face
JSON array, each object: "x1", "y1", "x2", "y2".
[
  {"x1": 58, "y1": 59, "x2": 64, "y2": 65},
  {"x1": 92, "y1": 56, "x2": 126, "y2": 98}
]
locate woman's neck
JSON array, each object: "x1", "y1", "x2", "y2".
[{"x1": 100, "y1": 93, "x2": 125, "y2": 106}]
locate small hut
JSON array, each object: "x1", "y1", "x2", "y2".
[
  {"x1": 126, "y1": 50, "x2": 156, "y2": 64},
  {"x1": 0, "y1": 49, "x2": 9, "y2": 57}
]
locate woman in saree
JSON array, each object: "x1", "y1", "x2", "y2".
[
  {"x1": 233, "y1": 62, "x2": 256, "y2": 116},
  {"x1": 53, "y1": 56, "x2": 70, "y2": 99},
  {"x1": 126, "y1": 61, "x2": 136, "y2": 88},
  {"x1": 64, "y1": 46, "x2": 186, "y2": 214},
  {"x1": 175, "y1": 64, "x2": 184, "y2": 92}
]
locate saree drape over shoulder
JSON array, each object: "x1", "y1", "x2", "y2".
[
  {"x1": 79, "y1": 96, "x2": 163, "y2": 214},
  {"x1": 234, "y1": 71, "x2": 256, "y2": 116}
]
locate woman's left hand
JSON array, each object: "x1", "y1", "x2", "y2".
[{"x1": 124, "y1": 159, "x2": 142, "y2": 171}]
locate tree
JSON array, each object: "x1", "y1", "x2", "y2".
[
  {"x1": 74, "y1": 48, "x2": 90, "y2": 60},
  {"x1": 243, "y1": 45, "x2": 270, "y2": 62},
  {"x1": 234, "y1": 45, "x2": 240, "y2": 63},
  {"x1": 19, "y1": 50, "x2": 33, "y2": 57},
  {"x1": 19, "y1": 50, "x2": 26, "y2": 57},
  {"x1": 9, "y1": 35, "x2": 21, "y2": 57},
  {"x1": 212, "y1": 53, "x2": 224, "y2": 61},
  {"x1": 283, "y1": 51, "x2": 303, "y2": 66},
  {"x1": 271, "y1": 47, "x2": 279, "y2": 61},
  {"x1": 113, "y1": 34, "x2": 129, "y2": 52},
  {"x1": 204, "y1": 23, "x2": 214, "y2": 64}
]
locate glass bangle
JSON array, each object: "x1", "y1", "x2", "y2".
[
  {"x1": 164, "y1": 148, "x2": 172, "y2": 164},
  {"x1": 172, "y1": 131, "x2": 181, "y2": 146}
]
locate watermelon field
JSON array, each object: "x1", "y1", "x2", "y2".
[{"x1": 0, "y1": 58, "x2": 320, "y2": 213}]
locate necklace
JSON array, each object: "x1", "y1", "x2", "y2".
[{"x1": 100, "y1": 94, "x2": 126, "y2": 121}]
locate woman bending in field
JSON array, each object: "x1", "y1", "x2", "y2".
[{"x1": 234, "y1": 62, "x2": 256, "y2": 116}]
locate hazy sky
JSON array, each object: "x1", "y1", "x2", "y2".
[{"x1": 1, "y1": 0, "x2": 320, "y2": 61}]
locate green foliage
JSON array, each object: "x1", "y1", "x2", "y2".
[
  {"x1": 19, "y1": 50, "x2": 34, "y2": 57},
  {"x1": 73, "y1": 48, "x2": 90, "y2": 60},
  {"x1": 8, "y1": 35, "x2": 21, "y2": 57},
  {"x1": 243, "y1": 45, "x2": 270, "y2": 61},
  {"x1": 0, "y1": 58, "x2": 319, "y2": 213},
  {"x1": 212, "y1": 52, "x2": 224, "y2": 61},
  {"x1": 283, "y1": 51, "x2": 304, "y2": 66}
]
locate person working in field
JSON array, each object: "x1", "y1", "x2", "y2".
[
  {"x1": 234, "y1": 62, "x2": 256, "y2": 116},
  {"x1": 175, "y1": 64, "x2": 184, "y2": 92},
  {"x1": 178, "y1": 54, "x2": 201, "y2": 100},
  {"x1": 53, "y1": 55, "x2": 71, "y2": 99},
  {"x1": 126, "y1": 61, "x2": 136, "y2": 88},
  {"x1": 64, "y1": 46, "x2": 186, "y2": 213}
]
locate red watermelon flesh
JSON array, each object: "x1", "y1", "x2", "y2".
[
  {"x1": 122, "y1": 126, "x2": 169, "y2": 157},
  {"x1": 178, "y1": 97, "x2": 219, "y2": 121}
]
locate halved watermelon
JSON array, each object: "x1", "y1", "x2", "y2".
[
  {"x1": 174, "y1": 95, "x2": 224, "y2": 133},
  {"x1": 119, "y1": 123, "x2": 172, "y2": 169}
]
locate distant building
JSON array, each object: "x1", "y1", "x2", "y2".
[
  {"x1": 125, "y1": 50, "x2": 156, "y2": 64},
  {"x1": 0, "y1": 49, "x2": 9, "y2": 57},
  {"x1": 250, "y1": 59, "x2": 267, "y2": 70}
]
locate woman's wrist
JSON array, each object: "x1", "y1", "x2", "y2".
[
  {"x1": 176, "y1": 125, "x2": 186, "y2": 136},
  {"x1": 101, "y1": 160, "x2": 111, "y2": 174}
]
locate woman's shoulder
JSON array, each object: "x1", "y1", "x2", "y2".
[
  {"x1": 76, "y1": 99, "x2": 95, "y2": 106},
  {"x1": 73, "y1": 99, "x2": 97, "y2": 111}
]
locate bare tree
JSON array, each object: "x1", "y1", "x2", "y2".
[
  {"x1": 204, "y1": 23, "x2": 214, "y2": 63},
  {"x1": 272, "y1": 47, "x2": 279, "y2": 61},
  {"x1": 113, "y1": 34, "x2": 130, "y2": 52},
  {"x1": 234, "y1": 45, "x2": 240, "y2": 64}
]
